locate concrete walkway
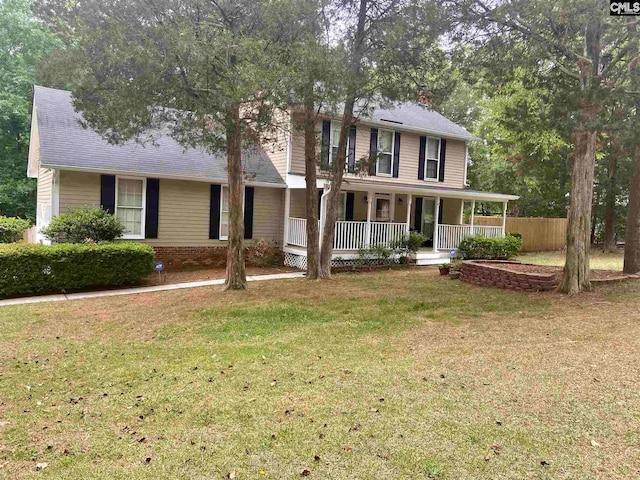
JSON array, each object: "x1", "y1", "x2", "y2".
[{"x1": 0, "y1": 272, "x2": 306, "y2": 307}]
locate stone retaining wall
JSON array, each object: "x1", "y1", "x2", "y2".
[{"x1": 460, "y1": 260, "x2": 556, "y2": 292}]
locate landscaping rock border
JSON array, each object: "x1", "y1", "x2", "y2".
[{"x1": 459, "y1": 260, "x2": 556, "y2": 292}]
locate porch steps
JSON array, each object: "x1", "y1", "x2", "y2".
[{"x1": 415, "y1": 250, "x2": 451, "y2": 266}]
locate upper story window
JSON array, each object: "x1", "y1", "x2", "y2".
[
  {"x1": 329, "y1": 121, "x2": 350, "y2": 166},
  {"x1": 116, "y1": 176, "x2": 146, "y2": 239},
  {"x1": 377, "y1": 130, "x2": 394, "y2": 176},
  {"x1": 425, "y1": 137, "x2": 441, "y2": 180}
]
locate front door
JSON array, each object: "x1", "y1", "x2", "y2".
[
  {"x1": 421, "y1": 198, "x2": 436, "y2": 247},
  {"x1": 375, "y1": 195, "x2": 391, "y2": 222}
]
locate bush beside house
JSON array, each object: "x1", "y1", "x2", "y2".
[
  {"x1": 41, "y1": 207, "x2": 125, "y2": 243},
  {"x1": 458, "y1": 234, "x2": 522, "y2": 260},
  {"x1": 0, "y1": 216, "x2": 31, "y2": 243},
  {"x1": 0, "y1": 242, "x2": 154, "y2": 298}
]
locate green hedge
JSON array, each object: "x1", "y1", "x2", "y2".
[
  {"x1": 457, "y1": 234, "x2": 522, "y2": 260},
  {"x1": 0, "y1": 242, "x2": 155, "y2": 298},
  {"x1": 0, "y1": 216, "x2": 31, "y2": 243}
]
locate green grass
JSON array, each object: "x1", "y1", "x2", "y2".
[
  {"x1": 517, "y1": 248, "x2": 624, "y2": 271},
  {"x1": 1, "y1": 269, "x2": 639, "y2": 479}
]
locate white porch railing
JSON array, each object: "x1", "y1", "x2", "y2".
[
  {"x1": 437, "y1": 224, "x2": 504, "y2": 250},
  {"x1": 289, "y1": 219, "x2": 505, "y2": 251},
  {"x1": 287, "y1": 217, "x2": 407, "y2": 250},
  {"x1": 333, "y1": 221, "x2": 368, "y2": 250},
  {"x1": 287, "y1": 217, "x2": 308, "y2": 247}
]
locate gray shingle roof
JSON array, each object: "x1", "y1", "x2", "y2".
[
  {"x1": 33, "y1": 85, "x2": 286, "y2": 185},
  {"x1": 365, "y1": 102, "x2": 476, "y2": 141}
]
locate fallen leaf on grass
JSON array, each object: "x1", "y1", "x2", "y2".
[{"x1": 301, "y1": 469, "x2": 311, "y2": 476}]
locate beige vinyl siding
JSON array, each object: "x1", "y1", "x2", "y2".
[
  {"x1": 37, "y1": 167, "x2": 53, "y2": 211},
  {"x1": 289, "y1": 189, "x2": 307, "y2": 219},
  {"x1": 262, "y1": 109, "x2": 290, "y2": 179},
  {"x1": 58, "y1": 170, "x2": 284, "y2": 247},
  {"x1": 59, "y1": 170, "x2": 101, "y2": 212},
  {"x1": 252, "y1": 187, "x2": 284, "y2": 245},
  {"x1": 290, "y1": 120, "x2": 467, "y2": 189},
  {"x1": 441, "y1": 198, "x2": 463, "y2": 224}
]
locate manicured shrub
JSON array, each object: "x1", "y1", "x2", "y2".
[
  {"x1": 0, "y1": 242, "x2": 154, "y2": 298},
  {"x1": 41, "y1": 207, "x2": 125, "y2": 243},
  {"x1": 457, "y1": 234, "x2": 522, "y2": 260},
  {"x1": 0, "y1": 216, "x2": 31, "y2": 243}
]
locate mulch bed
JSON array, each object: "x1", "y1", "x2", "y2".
[
  {"x1": 141, "y1": 265, "x2": 298, "y2": 286},
  {"x1": 498, "y1": 263, "x2": 627, "y2": 282}
]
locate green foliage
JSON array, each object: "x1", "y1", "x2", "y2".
[
  {"x1": 457, "y1": 235, "x2": 522, "y2": 260},
  {"x1": 356, "y1": 244, "x2": 393, "y2": 265},
  {"x1": 0, "y1": 216, "x2": 30, "y2": 243},
  {"x1": 0, "y1": 0, "x2": 60, "y2": 220},
  {"x1": 0, "y1": 242, "x2": 154, "y2": 297},
  {"x1": 40, "y1": 207, "x2": 125, "y2": 243}
]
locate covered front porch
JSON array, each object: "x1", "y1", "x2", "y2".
[{"x1": 282, "y1": 182, "x2": 517, "y2": 268}]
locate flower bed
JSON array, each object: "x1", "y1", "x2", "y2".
[{"x1": 459, "y1": 260, "x2": 637, "y2": 292}]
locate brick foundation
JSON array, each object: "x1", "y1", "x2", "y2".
[
  {"x1": 459, "y1": 260, "x2": 556, "y2": 292},
  {"x1": 152, "y1": 245, "x2": 285, "y2": 270},
  {"x1": 152, "y1": 246, "x2": 228, "y2": 270}
]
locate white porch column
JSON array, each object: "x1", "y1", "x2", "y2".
[
  {"x1": 470, "y1": 199, "x2": 476, "y2": 235},
  {"x1": 366, "y1": 190, "x2": 374, "y2": 247},
  {"x1": 283, "y1": 188, "x2": 291, "y2": 246},
  {"x1": 433, "y1": 196, "x2": 440, "y2": 252},
  {"x1": 501, "y1": 201, "x2": 508, "y2": 236},
  {"x1": 405, "y1": 194, "x2": 413, "y2": 235}
]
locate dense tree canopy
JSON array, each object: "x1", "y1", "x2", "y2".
[{"x1": 0, "y1": 0, "x2": 59, "y2": 220}]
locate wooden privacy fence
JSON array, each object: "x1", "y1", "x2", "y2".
[{"x1": 474, "y1": 216, "x2": 567, "y2": 252}]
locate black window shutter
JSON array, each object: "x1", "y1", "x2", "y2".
[
  {"x1": 345, "y1": 192, "x2": 355, "y2": 221},
  {"x1": 347, "y1": 125, "x2": 357, "y2": 173},
  {"x1": 243, "y1": 186, "x2": 254, "y2": 240},
  {"x1": 439, "y1": 138, "x2": 447, "y2": 182},
  {"x1": 320, "y1": 120, "x2": 331, "y2": 170},
  {"x1": 209, "y1": 184, "x2": 221, "y2": 239},
  {"x1": 100, "y1": 175, "x2": 116, "y2": 214},
  {"x1": 317, "y1": 190, "x2": 322, "y2": 218},
  {"x1": 418, "y1": 136, "x2": 426, "y2": 181},
  {"x1": 393, "y1": 132, "x2": 401, "y2": 178},
  {"x1": 369, "y1": 128, "x2": 378, "y2": 176},
  {"x1": 145, "y1": 178, "x2": 160, "y2": 239},
  {"x1": 438, "y1": 198, "x2": 444, "y2": 224},
  {"x1": 414, "y1": 197, "x2": 423, "y2": 232}
]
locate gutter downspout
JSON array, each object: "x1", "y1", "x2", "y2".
[{"x1": 319, "y1": 185, "x2": 331, "y2": 250}]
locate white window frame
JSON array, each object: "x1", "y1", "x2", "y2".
[
  {"x1": 329, "y1": 121, "x2": 350, "y2": 170},
  {"x1": 376, "y1": 129, "x2": 394, "y2": 177},
  {"x1": 219, "y1": 185, "x2": 245, "y2": 241},
  {"x1": 424, "y1": 136, "x2": 441, "y2": 181},
  {"x1": 115, "y1": 175, "x2": 146, "y2": 240}
]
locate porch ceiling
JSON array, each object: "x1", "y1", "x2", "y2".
[{"x1": 334, "y1": 178, "x2": 519, "y2": 202}]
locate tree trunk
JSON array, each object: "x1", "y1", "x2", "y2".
[
  {"x1": 318, "y1": 114, "x2": 351, "y2": 278},
  {"x1": 303, "y1": 103, "x2": 321, "y2": 279},
  {"x1": 603, "y1": 153, "x2": 617, "y2": 252},
  {"x1": 558, "y1": 126, "x2": 596, "y2": 294},
  {"x1": 224, "y1": 104, "x2": 247, "y2": 290},
  {"x1": 318, "y1": 0, "x2": 368, "y2": 277},
  {"x1": 623, "y1": 144, "x2": 640, "y2": 274}
]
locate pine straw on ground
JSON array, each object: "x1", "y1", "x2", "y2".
[{"x1": 0, "y1": 269, "x2": 638, "y2": 479}]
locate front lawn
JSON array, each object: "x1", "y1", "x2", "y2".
[{"x1": 1, "y1": 269, "x2": 639, "y2": 479}]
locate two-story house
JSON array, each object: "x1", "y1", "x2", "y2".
[{"x1": 27, "y1": 85, "x2": 518, "y2": 268}]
